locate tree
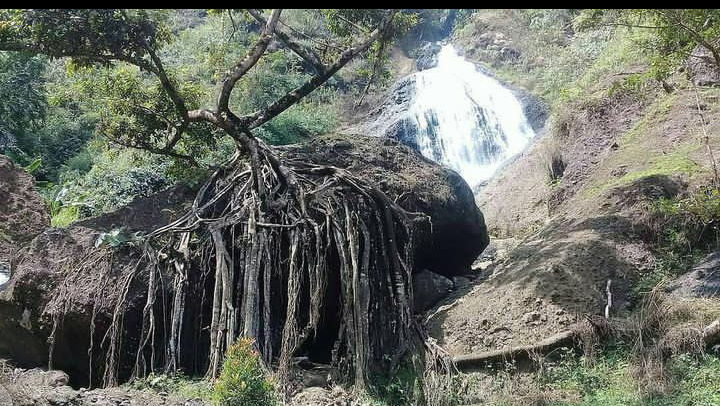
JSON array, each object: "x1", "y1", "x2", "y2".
[
  {"x1": 578, "y1": 9, "x2": 720, "y2": 79},
  {"x1": 0, "y1": 9, "x2": 442, "y2": 395},
  {"x1": 0, "y1": 51, "x2": 47, "y2": 165}
]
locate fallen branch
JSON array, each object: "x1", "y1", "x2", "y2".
[
  {"x1": 452, "y1": 318, "x2": 720, "y2": 371},
  {"x1": 453, "y1": 325, "x2": 579, "y2": 369}
]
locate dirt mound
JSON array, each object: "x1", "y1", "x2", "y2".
[
  {"x1": 0, "y1": 134, "x2": 487, "y2": 386},
  {"x1": 426, "y1": 80, "x2": 717, "y2": 358},
  {"x1": 426, "y1": 213, "x2": 654, "y2": 356},
  {"x1": 0, "y1": 155, "x2": 49, "y2": 263}
]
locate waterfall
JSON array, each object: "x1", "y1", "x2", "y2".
[
  {"x1": 407, "y1": 44, "x2": 536, "y2": 189},
  {"x1": 0, "y1": 267, "x2": 8, "y2": 286}
]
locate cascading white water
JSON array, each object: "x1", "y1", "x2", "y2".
[
  {"x1": 408, "y1": 44, "x2": 535, "y2": 189},
  {"x1": 0, "y1": 268, "x2": 8, "y2": 286}
]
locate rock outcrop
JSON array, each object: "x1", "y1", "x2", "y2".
[
  {"x1": 686, "y1": 45, "x2": 720, "y2": 87},
  {"x1": 666, "y1": 252, "x2": 720, "y2": 298},
  {"x1": 0, "y1": 155, "x2": 49, "y2": 264},
  {"x1": 412, "y1": 269, "x2": 454, "y2": 312}
]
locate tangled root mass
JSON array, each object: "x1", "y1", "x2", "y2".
[{"x1": 92, "y1": 145, "x2": 440, "y2": 393}]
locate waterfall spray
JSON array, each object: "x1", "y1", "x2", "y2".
[{"x1": 408, "y1": 44, "x2": 535, "y2": 189}]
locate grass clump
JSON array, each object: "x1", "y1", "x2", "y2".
[
  {"x1": 213, "y1": 338, "x2": 277, "y2": 406},
  {"x1": 128, "y1": 373, "x2": 212, "y2": 401}
]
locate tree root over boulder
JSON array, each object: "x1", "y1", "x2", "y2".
[{"x1": 79, "y1": 142, "x2": 452, "y2": 396}]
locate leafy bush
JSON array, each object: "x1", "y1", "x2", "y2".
[
  {"x1": 59, "y1": 148, "x2": 174, "y2": 216},
  {"x1": 213, "y1": 338, "x2": 277, "y2": 406},
  {"x1": 368, "y1": 360, "x2": 425, "y2": 406},
  {"x1": 51, "y1": 205, "x2": 79, "y2": 228}
]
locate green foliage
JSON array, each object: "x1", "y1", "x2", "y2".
[
  {"x1": 370, "y1": 363, "x2": 423, "y2": 406},
  {"x1": 51, "y1": 205, "x2": 79, "y2": 228},
  {"x1": 579, "y1": 9, "x2": 720, "y2": 81},
  {"x1": 0, "y1": 52, "x2": 47, "y2": 165},
  {"x1": 539, "y1": 346, "x2": 720, "y2": 406},
  {"x1": 213, "y1": 338, "x2": 277, "y2": 406},
  {"x1": 95, "y1": 227, "x2": 144, "y2": 248},
  {"x1": 128, "y1": 373, "x2": 212, "y2": 401},
  {"x1": 0, "y1": 9, "x2": 172, "y2": 67},
  {"x1": 59, "y1": 148, "x2": 174, "y2": 216},
  {"x1": 323, "y1": 9, "x2": 417, "y2": 92}
]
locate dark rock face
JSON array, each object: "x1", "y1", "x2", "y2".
[
  {"x1": 412, "y1": 269, "x2": 454, "y2": 312},
  {"x1": 343, "y1": 76, "x2": 418, "y2": 148},
  {"x1": 512, "y1": 87, "x2": 549, "y2": 132},
  {"x1": 0, "y1": 134, "x2": 488, "y2": 385},
  {"x1": 666, "y1": 252, "x2": 720, "y2": 298},
  {"x1": 412, "y1": 41, "x2": 442, "y2": 71},
  {"x1": 686, "y1": 45, "x2": 720, "y2": 87}
]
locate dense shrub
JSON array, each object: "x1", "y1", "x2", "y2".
[
  {"x1": 58, "y1": 148, "x2": 174, "y2": 217},
  {"x1": 213, "y1": 338, "x2": 277, "y2": 406}
]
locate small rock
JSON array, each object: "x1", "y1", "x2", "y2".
[
  {"x1": 522, "y1": 311, "x2": 541, "y2": 324},
  {"x1": 412, "y1": 269, "x2": 454, "y2": 312}
]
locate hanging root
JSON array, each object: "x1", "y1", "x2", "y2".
[{"x1": 88, "y1": 141, "x2": 443, "y2": 395}]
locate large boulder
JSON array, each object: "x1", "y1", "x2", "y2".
[
  {"x1": 281, "y1": 134, "x2": 489, "y2": 275},
  {"x1": 0, "y1": 134, "x2": 488, "y2": 385},
  {"x1": 0, "y1": 185, "x2": 196, "y2": 385},
  {"x1": 412, "y1": 269, "x2": 454, "y2": 312}
]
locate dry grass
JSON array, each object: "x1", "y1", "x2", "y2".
[
  {"x1": 539, "y1": 136, "x2": 566, "y2": 183},
  {"x1": 613, "y1": 286, "x2": 708, "y2": 398}
]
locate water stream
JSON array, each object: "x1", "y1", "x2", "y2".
[{"x1": 407, "y1": 44, "x2": 536, "y2": 189}]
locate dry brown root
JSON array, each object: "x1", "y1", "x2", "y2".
[{"x1": 81, "y1": 143, "x2": 442, "y2": 395}]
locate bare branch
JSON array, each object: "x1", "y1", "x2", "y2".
[
  {"x1": 104, "y1": 132, "x2": 200, "y2": 166},
  {"x1": 217, "y1": 9, "x2": 282, "y2": 114}
]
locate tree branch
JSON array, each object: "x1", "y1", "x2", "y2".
[
  {"x1": 247, "y1": 9, "x2": 326, "y2": 74},
  {"x1": 241, "y1": 9, "x2": 398, "y2": 130},
  {"x1": 217, "y1": 9, "x2": 282, "y2": 115}
]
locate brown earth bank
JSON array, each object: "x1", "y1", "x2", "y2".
[{"x1": 0, "y1": 133, "x2": 488, "y2": 389}]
